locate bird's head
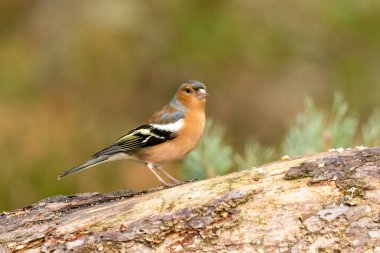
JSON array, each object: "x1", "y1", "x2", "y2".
[{"x1": 174, "y1": 80, "x2": 208, "y2": 110}]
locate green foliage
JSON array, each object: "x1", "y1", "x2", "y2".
[
  {"x1": 362, "y1": 110, "x2": 380, "y2": 146},
  {"x1": 328, "y1": 93, "x2": 358, "y2": 148},
  {"x1": 282, "y1": 93, "x2": 359, "y2": 156},
  {"x1": 182, "y1": 120, "x2": 274, "y2": 179},
  {"x1": 188, "y1": 94, "x2": 380, "y2": 180},
  {"x1": 282, "y1": 98, "x2": 325, "y2": 156},
  {"x1": 282, "y1": 93, "x2": 380, "y2": 156},
  {"x1": 234, "y1": 140, "x2": 274, "y2": 171}
]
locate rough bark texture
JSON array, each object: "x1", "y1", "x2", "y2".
[{"x1": 1, "y1": 147, "x2": 380, "y2": 252}]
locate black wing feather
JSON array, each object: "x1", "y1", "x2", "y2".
[{"x1": 92, "y1": 124, "x2": 177, "y2": 158}]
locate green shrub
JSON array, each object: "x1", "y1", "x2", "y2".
[{"x1": 184, "y1": 93, "x2": 380, "y2": 178}]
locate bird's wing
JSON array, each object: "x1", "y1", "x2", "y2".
[
  {"x1": 147, "y1": 104, "x2": 185, "y2": 124},
  {"x1": 92, "y1": 117, "x2": 185, "y2": 158}
]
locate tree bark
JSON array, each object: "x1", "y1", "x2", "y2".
[{"x1": 1, "y1": 147, "x2": 380, "y2": 252}]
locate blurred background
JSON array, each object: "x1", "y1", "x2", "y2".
[{"x1": 1, "y1": 0, "x2": 380, "y2": 211}]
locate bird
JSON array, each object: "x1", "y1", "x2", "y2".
[{"x1": 58, "y1": 80, "x2": 208, "y2": 187}]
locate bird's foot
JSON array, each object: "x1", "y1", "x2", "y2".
[
  {"x1": 170, "y1": 178, "x2": 185, "y2": 185},
  {"x1": 161, "y1": 179, "x2": 186, "y2": 188}
]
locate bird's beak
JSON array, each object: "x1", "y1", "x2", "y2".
[{"x1": 197, "y1": 88, "x2": 208, "y2": 100}]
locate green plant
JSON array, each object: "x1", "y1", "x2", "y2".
[
  {"x1": 182, "y1": 93, "x2": 380, "y2": 179},
  {"x1": 362, "y1": 110, "x2": 380, "y2": 146},
  {"x1": 282, "y1": 98, "x2": 325, "y2": 156},
  {"x1": 182, "y1": 120, "x2": 274, "y2": 179},
  {"x1": 234, "y1": 139, "x2": 274, "y2": 171},
  {"x1": 328, "y1": 93, "x2": 358, "y2": 148},
  {"x1": 282, "y1": 93, "x2": 359, "y2": 156}
]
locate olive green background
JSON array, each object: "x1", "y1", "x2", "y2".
[{"x1": 1, "y1": 1, "x2": 380, "y2": 211}]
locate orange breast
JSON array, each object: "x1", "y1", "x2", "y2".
[{"x1": 135, "y1": 110, "x2": 205, "y2": 164}]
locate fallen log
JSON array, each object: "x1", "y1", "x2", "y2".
[{"x1": 1, "y1": 147, "x2": 380, "y2": 252}]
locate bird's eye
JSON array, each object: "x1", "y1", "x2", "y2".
[{"x1": 185, "y1": 88, "x2": 191, "y2": 94}]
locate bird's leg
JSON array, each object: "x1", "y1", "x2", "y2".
[
  {"x1": 146, "y1": 162, "x2": 171, "y2": 187},
  {"x1": 154, "y1": 165, "x2": 184, "y2": 185}
]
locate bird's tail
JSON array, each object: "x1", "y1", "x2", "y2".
[{"x1": 58, "y1": 156, "x2": 109, "y2": 180}]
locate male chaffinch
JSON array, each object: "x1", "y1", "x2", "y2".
[{"x1": 58, "y1": 80, "x2": 208, "y2": 187}]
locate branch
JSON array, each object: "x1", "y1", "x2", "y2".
[{"x1": 1, "y1": 147, "x2": 380, "y2": 252}]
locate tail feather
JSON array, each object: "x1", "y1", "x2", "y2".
[{"x1": 58, "y1": 156, "x2": 109, "y2": 179}]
